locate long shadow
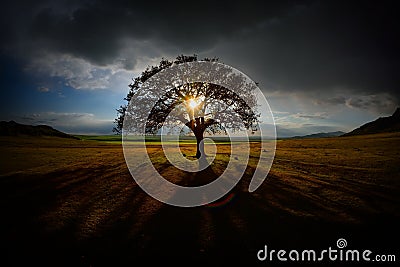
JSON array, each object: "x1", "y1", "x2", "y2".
[
  {"x1": 1, "y1": 162, "x2": 399, "y2": 266},
  {"x1": 80, "y1": 169, "x2": 400, "y2": 266}
]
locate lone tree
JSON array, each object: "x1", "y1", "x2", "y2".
[{"x1": 114, "y1": 55, "x2": 259, "y2": 159}]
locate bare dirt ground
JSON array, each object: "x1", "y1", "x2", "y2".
[{"x1": 0, "y1": 133, "x2": 399, "y2": 266}]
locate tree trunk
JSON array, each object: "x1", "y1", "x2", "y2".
[
  {"x1": 195, "y1": 131, "x2": 204, "y2": 159},
  {"x1": 186, "y1": 117, "x2": 206, "y2": 159}
]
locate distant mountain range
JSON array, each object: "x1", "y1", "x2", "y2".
[
  {"x1": 0, "y1": 121, "x2": 79, "y2": 139},
  {"x1": 2, "y1": 108, "x2": 399, "y2": 140},
  {"x1": 342, "y1": 107, "x2": 400, "y2": 136},
  {"x1": 290, "y1": 131, "x2": 345, "y2": 139}
]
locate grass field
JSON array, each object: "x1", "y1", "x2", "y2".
[{"x1": 0, "y1": 133, "x2": 399, "y2": 265}]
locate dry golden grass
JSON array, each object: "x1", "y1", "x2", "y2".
[{"x1": 0, "y1": 133, "x2": 399, "y2": 265}]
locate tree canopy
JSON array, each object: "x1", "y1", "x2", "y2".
[{"x1": 114, "y1": 55, "x2": 260, "y2": 158}]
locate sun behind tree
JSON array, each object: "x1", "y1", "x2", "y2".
[
  {"x1": 187, "y1": 98, "x2": 198, "y2": 109},
  {"x1": 114, "y1": 55, "x2": 260, "y2": 159}
]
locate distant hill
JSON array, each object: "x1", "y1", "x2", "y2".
[
  {"x1": 290, "y1": 131, "x2": 345, "y2": 139},
  {"x1": 0, "y1": 121, "x2": 79, "y2": 139},
  {"x1": 343, "y1": 107, "x2": 400, "y2": 137}
]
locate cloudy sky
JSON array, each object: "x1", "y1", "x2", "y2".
[{"x1": 1, "y1": 0, "x2": 399, "y2": 136}]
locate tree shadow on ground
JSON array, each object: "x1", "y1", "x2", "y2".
[{"x1": 1, "y1": 164, "x2": 399, "y2": 267}]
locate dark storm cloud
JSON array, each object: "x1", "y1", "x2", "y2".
[
  {"x1": 1, "y1": 0, "x2": 399, "y2": 111},
  {"x1": 1, "y1": 0, "x2": 298, "y2": 68},
  {"x1": 212, "y1": 1, "x2": 399, "y2": 102},
  {"x1": 313, "y1": 96, "x2": 347, "y2": 106},
  {"x1": 345, "y1": 94, "x2": 397, "y2": 114}
]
